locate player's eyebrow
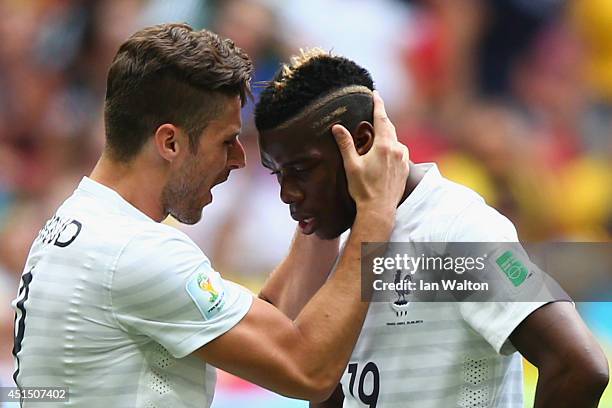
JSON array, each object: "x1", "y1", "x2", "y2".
[
  {"x1": 261, "y1": 155, "x2": 321, "y2": 171},
  {"x1": 280, "y1": 151, "x2": 324, "y2": 167},
  {"x1": 283, "y1": 157, "x2": 317, "y2": 167}
]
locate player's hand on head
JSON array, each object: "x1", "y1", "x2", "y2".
[{"x1": 332, "y1": 90, "x2": 409, "y2": 212}]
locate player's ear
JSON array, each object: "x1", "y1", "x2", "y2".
[
  {"x1": 353, "y1": 121, "x2": 374, "y2": 156},
  {"x1": 154, "y1": 124, "x2": 182, "y2": 162}
]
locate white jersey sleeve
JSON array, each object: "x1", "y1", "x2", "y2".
[
  {"x1": 111, "y1": 225, "x2": 253, "y2": 358},
  {"x1": 447, "y1": 202, "x2": 550, "y2": 355}
]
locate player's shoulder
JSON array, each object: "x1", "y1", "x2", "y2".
[
  {"x1": 437, "y1": 177, "x2": 518, "y2": 242},
  {"x1": 121, "y1": 220, "x2": 199, "y2": 253},
  {"x1": 111, "y1": 220, "x2": 210, "y2": 287},
  {"x1": 55, "y1": 183, "x2": 199, "y2": 256},
  {"x1": 393, "y1": 164, "x2": 517, "y2": 242},
  {"x1": 57, "y1": 191, "x2": 141, "y2": 239}
]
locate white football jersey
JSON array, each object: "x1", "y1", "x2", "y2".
[
  {"x1": 339, "y1": 163, "x2": 548, "y2": 408},
  {"x1": 11, "y1": 177, "x2": 253, "y2": 407}
]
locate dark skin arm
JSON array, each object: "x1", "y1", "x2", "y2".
[{"x1": 509, "y1": 301, "x2": 609, "y2": 408}]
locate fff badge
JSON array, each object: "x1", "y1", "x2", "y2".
[{"x1": 186, "y1": 271, "x2": 226, "y2": 320}]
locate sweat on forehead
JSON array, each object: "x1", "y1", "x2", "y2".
[{"x1": 273, "y1": 86, "x2": 374, "y2": 135}]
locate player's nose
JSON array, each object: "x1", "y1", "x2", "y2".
[
  {"x1": 279, "y1": 178, "x2": 304, "y2": 205},
  {"x1": 228, "y1": 139, "x2": 246, "y2": 170}
]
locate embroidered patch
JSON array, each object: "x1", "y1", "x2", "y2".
[
  {"x1": 495, "y1": 251, "x2": 529, "y2": 287},
  {"x1": 186, "y1": 271, "x2": 226, "y2": 319}
]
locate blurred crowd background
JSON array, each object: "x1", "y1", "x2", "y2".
[{"x1": 0, "y1": 0, "x2": 610, "y2": 406}]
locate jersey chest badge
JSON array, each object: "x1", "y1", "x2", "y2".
[
  {"x1": 384, "y1": 270, "x2": 424, "y2": 326},
  {"x1": 390, "y1": 270, "x2": 412, "y2": 317}
]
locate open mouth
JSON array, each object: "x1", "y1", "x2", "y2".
[{"x1": 298, "y1": 217, "x2": 317, "y2": 235}]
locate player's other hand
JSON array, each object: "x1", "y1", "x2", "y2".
[{"x1": 332, "y1": 90, "x2": 409, "y2": 213}]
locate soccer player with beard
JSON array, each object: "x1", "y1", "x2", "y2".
[
  {"x1": 255, "y1": 49, "x2": 609, "y2": 408},
  {"x1": 11, "y1": 25, "x2": 410, "y2": 407}
]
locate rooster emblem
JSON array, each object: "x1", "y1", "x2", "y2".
[{"x1": 394, "y1": 270, "x2": 411, "y2": 305}]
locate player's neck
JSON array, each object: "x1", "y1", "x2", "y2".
[
  {"x1": 397, "y1": 161, "x2": 425, "y2": 208},
  {"x1": 89, "y1": 152, "x2": 167, "y2": 222}
]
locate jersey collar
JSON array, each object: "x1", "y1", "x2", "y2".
[
  {"x1": 77, "y1": 177, "x2": 155, "y2": 223},
  {"x1": 396, "y1": 163, "x2": 441, "y2": 218}
]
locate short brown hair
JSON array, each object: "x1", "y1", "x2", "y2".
[{"x1": 104, "y1": 23, "x2": 252, "y2": 161}]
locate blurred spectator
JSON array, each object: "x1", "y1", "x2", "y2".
[{"x1": 213, "y1": 0, "x2": 289, "y2": 130}]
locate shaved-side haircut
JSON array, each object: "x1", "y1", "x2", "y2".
[{"x1": 255, "y1": 49, "x2": 375, "y2": 137}]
